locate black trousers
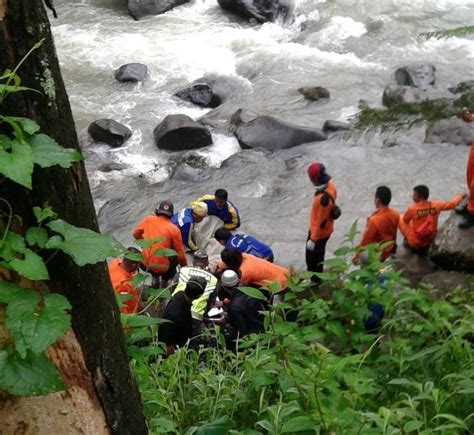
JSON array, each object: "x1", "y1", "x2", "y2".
[{"x1": 305, "y1": 237, "x2": 329, "y2": 283}]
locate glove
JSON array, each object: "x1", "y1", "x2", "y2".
[{"x1": 306, "y1": 239, "x2": 316, "y2": 251}]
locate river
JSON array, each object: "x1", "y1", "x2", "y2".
[{"x1": 51, "y1": 0, "x2": 474, "y2": 268}]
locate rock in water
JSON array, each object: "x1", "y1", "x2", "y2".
[
  {"x1": 298, "y1": 86, "x2": 330, "y2": 101},
  {"x1": 174, "y1": 83, "x2": 222, "y2": 108},
  {"x1": 88, "y1": 119, "x2": 132, "y2": 147},
  {"x1": 217, "y1": 0, "x2": 291, "y2": 23},
  {"x1": 153, "y1": 115, "x2": 213, "y2": 151},
  {"x1": 322, "y1": 120, "x2": 350, "y2": 133},
  {"x1": 394, "y1": 64, "x2": 436, "y2": 90},
  {"x1": 382, "y1": 84, "x2": 424, "y2": 108},
  {"x1": 128, "y1": 0, "x2": 190, "y2": 20},
  {"x1": 114, "y1": 63, "x2": 148, "y2": 82},
  {"x1": 430, "y1": 212, "x2": 474, "y2": 272},
  {"x1": 233, "y1": 114, "x2": 327, "y2": 150},
  {"x1": 425, "y1": 118, "x2": 474, "y2": 145}
]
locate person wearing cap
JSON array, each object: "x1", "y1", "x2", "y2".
[
  {"x1": 158, "y1": 276, "x2": 207, "y2": 355},
  {"x1": 399, "y1": 185, "x2": 463, "y2": 253},
  {"x1": 306, "y1": 161, "x2": 337, "y2": 284},
  {"x1": 354, "y1": 186, "x2": 400, "y2": 263},
  {"x1": 133, "y1": 200, "x2": 187, "y2": 287},
  {"x1": 194, "y1": 189, "x2": 240, "y2": 230},
  {"x1": 218, "y1": 248, "x2": 289, "y2": 294},
  {"x1": 214, "y1": 228, "x2": 274, "y2": 262},
  {"x1": 171, "y1": 202, "x2": 208, "y2": 251},
  {"x1": 172, "y1": 250, "x2": 218, "y2": 323},
  {"x1": 458, "y1": 110, "x2": 474, "y2": 228},
  {"x1": 218, "y1": 269, "x2": 267, "y2": 347},
  {"x1": 108, "y1": 247, "x2": 141, "y2": 314}
]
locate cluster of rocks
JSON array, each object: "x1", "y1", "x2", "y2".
[
  {"x1": 127, "y1": 0, "x2": 291, "y2": 22},
  {"x1": 379, "y1": 64, "x2": 474, "y2": 146}
]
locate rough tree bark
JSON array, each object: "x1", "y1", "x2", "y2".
[{"x1": 0, "y1": 1, "x2": 148, "y2": 433}]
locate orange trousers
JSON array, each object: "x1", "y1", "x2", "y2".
[{"x1": 468, "y1": 141, "x2": 474, "y2": 215}]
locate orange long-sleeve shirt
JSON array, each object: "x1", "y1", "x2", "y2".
[
  {"x1": 308, "y1": 180, "x2": 337, "y2": 241},
  {"x1": 359, "y1": 207, "x2": 400, "y2": 260},
  {"x1": 219, "y1": 253, "x2": 289, "y2": 292},
  {"x1": 132, "y1": 214, "x2": 187, "y2": 273},
  {"x1": 467, "y1": 141, "x2": 474, "y2": 214},
  {"x1": 400, "y1": 194, "x2": 463, "y2": 248},
  {"x1": 108, "y1": 258, "x2": 139, "y2": 314}
]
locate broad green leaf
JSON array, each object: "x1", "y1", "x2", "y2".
[
  {"x1": 281, "y1": 416, "x2": 315, "y2": 433},
  {"x1": 25, "y1": 227, "x2": 49, "y2": 248},
  {"x1": 238, "y1": 286, "x2": 267, "y2": 301},
  {"x1": 152, "y1": 248, "x2": 177, "y2": 257},
  {"x1": 195, "y1": 416, "x2": 232, "y2": 435},
  {"x1": 0, "y1": 350, "x2": 64, "y2": 396},
  {"x1": 0, "y1": 85, "x2": 38, "y2": 95},
  {"x1": 121, "y1": 314, "x2": 169, "y2": 328},
  {"x1": 33, "y1": 205, "x2": 57, "y2": 224},
  {"x1": 432, "y1": 414, "x2": 468, "y2": 429},
  {"x1": 9, "y1": 249, "x2": 49, "y2": 280},
  {"x1": 124, "y1": 252, "x2": 143, "y2": 262},
  {"x1": 404, "y1": 421, "x2": 424, "y2": 432},
  {"x1": 0, "y1": 137, "x2": 33, "y2": 188},
  {"x1": 135, "y1": 237, "x2": 164, "y2": 248},
  {"x1": 9, "y1": 116, "x2": 40, "y2": 135},
  {"x1": 46, "y1": 219, "x2": 124, "y2": 266},
  {"x1": 0, "y1": 231, "x2": 26, "y2": 262},
  {"x1": 29, "y1": 133, "x2": 82, "y2": 168},
  {"x1": 0, "y1": 280, "x2": 22, "y2": 302},
  {"x1": 5, "y1": 288, "x2": 70, "y2": 356},
  {"x1": 313, "y1": 272, "x2": 338, "y2": 281}
]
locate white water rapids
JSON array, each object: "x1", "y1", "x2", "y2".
[{"x1": 51, "y1": 0, "x2": 474, "y2": 268}]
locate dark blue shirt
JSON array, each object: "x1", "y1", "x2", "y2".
[{"x1": 226, "y1": 234, "x2": 273, "y2": 259}]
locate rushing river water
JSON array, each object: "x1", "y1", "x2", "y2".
[{"x1": 52, "y1": 0, "x2": 473, "y2": 268}]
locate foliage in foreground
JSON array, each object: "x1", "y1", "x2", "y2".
[{"x1": 126, "y1": 244, "x2": 474, "y2": 434}]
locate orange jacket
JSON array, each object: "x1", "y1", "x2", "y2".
[
  {"x1": 109, "y1": 258, "x2": 139, "y2": 314},
  {"x1": 467, "y1": 141, "x2": 474, "y2": 214},
  {"x1": 219, "y1": 253, "x2": 289, "y2": 291},
  {"x1": 358, "y1": 207, "x2": 400, "y2": 260},
  {"x1": 133, "y1": 214, "x2": 187, "y2": 273},
  {"x1": 401, "y1": 194, "x2": 463, "y2": 247},
  {"x1": 309, "y1": 179, "x2": 337, "y2": 241}
]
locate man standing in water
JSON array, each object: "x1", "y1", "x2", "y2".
[{"x1": 306, "y1": 162, "x2": 338, "y2": 284}]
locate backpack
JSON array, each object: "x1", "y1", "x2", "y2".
[
  {"x1": 415, "y1": 206, "x2": 436, "y2": 242},
  {"x1": 321, "y1": 191, "x2": 341, "y2": 220}
]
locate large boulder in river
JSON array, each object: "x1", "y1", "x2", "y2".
[
  {"x1": 394, "y1": 64, "x2": 436, "y2": 90},
  {"x1": 88, "y1": 119, "x2": 132, "y2": 147},
  {"x1": 232, "y1": 112, "x2": 327, "y2": 150},
  {"x1": 114, "y1": 63, "x2": 148, "y2": 82},
  {"x1": 430, "y1": 212, "x2": 474, "y2": 272},
  {"x1": 425, "y1": 118, "x2": 474, "y2": 145},
  {"x1": 382, "y1": 85, "x2": 424, "y2": 108},
  {"x1": 153, "y1": 115, "x2": 212, "y2": 151},
  {"x1": 174, "y1": 83, "x2": 222, "y2": 108},
  {"x1": 128, "y1": 0, "x2": 190, "y2": 20},
  {"x1": 217, "y1": 0, "x2": 291, "y2": 23}
]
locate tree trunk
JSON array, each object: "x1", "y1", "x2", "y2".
[{"x1": 0, "y1": 1, "x2": 148, "y2": 433}]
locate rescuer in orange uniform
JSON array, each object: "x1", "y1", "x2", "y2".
[
  {"x1": 108, "y1": 248, "x2": 141, "y2": 314},
  {"x1": 459, "y1": 110, "x2": 474, "y2": 228},
  {"x1": 219, "y1": 248, "x2": 289, "y2": 293},
  {"x1": 399, "y1": 185, "x2": 463, "y2": 253},
  {"x1": 306, "y1": 161, "x2": 337, "y2": 284},
  {"x1": 355, "y1": 186, "x2": 400, "y2": 262},
  {"x1": 133, "y1": 200, "x2": 187, "y2": 287}
]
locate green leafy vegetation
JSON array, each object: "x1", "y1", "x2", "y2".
[
  {"x1": 125, "y1": 242, "x2": 474, "y2": 434},
  {"x1": 0, "y1": 43, "x2": 126, "y2": 397},
  {"x1": 420, "y1": 25, "x2": 474, "y2": 40}
]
